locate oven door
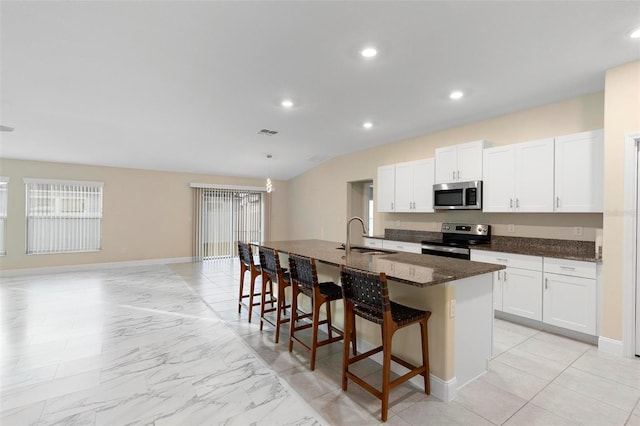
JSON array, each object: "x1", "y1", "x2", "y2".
[{"x1": 421, "y1": 243, "x2": 470, "y2": 260}]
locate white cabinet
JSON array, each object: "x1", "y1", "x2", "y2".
[
  {"x1": 377, "y1": 159, "x2": 435, "y2": 213},
  {"x1": 554, "y1": 129, "x2": 604, "y2": 212},
  {"x1": 377, "y1": 164, "x2": 396, "y2": 212},
  {"x1": 483, "y1": 138, "x2": 554, "y2": 212},
  {"x1": 363, "y1": 238, "x2": 383, "y2": 249},
  {"x1": 543, "y1": 258, "x2": 597, "y2": 335},
  {"x1": 470, "y1": 250, "x2": 543, "y2": 321},
  {"x1": 382, "y1": 240, "x2": 422, "y2": 254},
  {"x1": 435, "y1": 140, "x2": 487, "y2": 184},
  {"x1": 395, "y1": 158, "x2": 435, "y2": 212}
]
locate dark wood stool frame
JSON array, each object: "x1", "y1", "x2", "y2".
[
  {"x1": 288, "y1": 253, "x2": 355, "y2": 370},
  {"x1": 237, "y1": 242, "x2": 271, "y2": 323},
  {"x1": 340, "y1": 265, "x2": 431, "y2": 422},
  {"x1": 258, "y1": 246, "x2": 291, "y2": 344}
]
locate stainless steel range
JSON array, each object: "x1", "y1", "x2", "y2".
[{"x1": 421, "y1": 223, "x2": 491, "y2": 260}]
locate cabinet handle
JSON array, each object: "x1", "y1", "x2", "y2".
[
  {"x1": 516, "y1": 198, "x2": 520, "y2": 208},
  {"x1": 556, "y1": 197, "x2": 560, "y2": 208},
  {"x1": 496, "y1": 258, "x2": 509, "y2": 262},
  {"x1": 510, "y1": 198, "x2": 513, "y2": 208},
  {"x1": 560, "y1": 266, "x2": 576, "y2": 271},
  {"x1": 504, "y1": 271, "x2": 507, "y2": 282},
  {"x1": 545, "y1": 278, "x2": 548, "y2": 289},
  {"x1": 391, "y1": 202, "x2": 394, "y2": 210},
  {"x1": 497, "y1": 271, "x2": 501, "y2": 280},
  {"x1": 452, "y1": 171, "x2": 456, "y2": 180},
  {"x1": 457, "y1": 170, "x2": 460, "y2": 180}
]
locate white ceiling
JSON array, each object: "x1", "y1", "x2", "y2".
[{"x1": 1, "y1": 1, "x2": 639, "y2": 180}]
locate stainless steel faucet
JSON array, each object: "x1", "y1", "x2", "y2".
[{"x1": 346, "y1": 216, "x2": 368, "y2": 254}]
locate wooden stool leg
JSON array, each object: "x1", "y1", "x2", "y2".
[
  {"x1": 289, "y1": 286, "x2": 298, "y2": 352},
  {"x1": 260, "y1": 276, "x2": 269, "y2": 331},
  {"x1": 238, "y1": 264, "x2": 246, "y2": 314},
  {"x1": 381, "y1": 325, "x2": 393, "y2": 422},
  {"x1": 275, "y1": 282, "x2": 284, "y2": 344},
  {"x1": 325, "y1": 299, "x2": 333, "y2": 339},
  {"x1": 351, "y1": 311, "x2": 357, "y2": 356},
  {"x1": 310, "y1": 296, "x2": 322, "y2": 371},
  {"x1": 248, "y1": 272, "x2": 256, "y2": 323},
  {"x1": 342, "y1": 303, "x2": 353, "y2": 391},
  {"x1": 421, "y1": 320, "x2": 431, "y2": 395}
]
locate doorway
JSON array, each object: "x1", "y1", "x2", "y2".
[{"x1": 347, "y1": 180, "x2": 374, "y2": 246}]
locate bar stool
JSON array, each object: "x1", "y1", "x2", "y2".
[
  {"x1": 258, "y1": 246, "x2": 291, "y2": 344},
  {"x1": 237, "y1": 242, "x2": 270, "y2": 323},
  {"x1": 339, "y1": 266, "x2": 431, "y2": 422},
  {"x1": 288, "y1": 253, "x2": 354, "y2": 370}
]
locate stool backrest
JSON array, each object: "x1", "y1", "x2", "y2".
[
  {"x1": 238, "y1": 242, "x2": 254, "y2": 267},
  {"x1": 258, "y1": 246, "x2": 282, "y2": 277},
  {"x1": 288, "y1": 253, "x2": 318, "y2": 292},
  {"x1": 340, "y1": 266, "x2": 390, "y2": 317}
]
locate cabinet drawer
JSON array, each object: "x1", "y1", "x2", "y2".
[
  {"x1": 470, "y1": 250, "x2": 542, "y2": 271},
  {"x1": 543, "y1": 257, "x2": 596, "y2": 279},
  {"x1": 363, "y1": 238, "x2": 383, "y2": 249},
  {"x1": 382, "y1": 240, "x2": 422, "y2": 254}
]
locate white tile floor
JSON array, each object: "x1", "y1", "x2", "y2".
[{"x1": 1, "y1": 260, "x2": 639, "y2": 425}]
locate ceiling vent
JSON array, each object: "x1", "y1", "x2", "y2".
[{"x1": 258, "y1": 129, "x2": 278, "y2": 136}]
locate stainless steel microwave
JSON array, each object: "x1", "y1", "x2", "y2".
[{"x1": 433, "y1": 181, "x2": 482, "y2": 210}]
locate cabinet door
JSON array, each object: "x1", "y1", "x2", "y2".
[
  {"x1": 394, "y1": 161, "x2": 414, "y2": 212},
  {"x1": 435, "y1": 146, "x2": 458, "y2": 184},
  {"x1": 382, "y1": 240, "x2": 422, "y2": 254},
  {"x1": 543, "y1": 273, "x2": 596, "y2": 335},
  {"x1": 412, "y1": 158, "x2": 435, "y2": 212},
  {"x1": 483, "y1": 145, "x2": 516, "y2": 212},
  {"x1": 494, "y1": 270, "x2": 504, "y2": 311},
  {"x1": 457, "y1": 140, "x2": 485, "y2": 182},
  {"x1": 516, "y1": 138, "x2": 555, "y2": 212},
  {"x1": 377, "y1": 165, "x2": 396, "y2": 212},
  {"x1": 502, "y1": 267, "x2": 543, "y2": 321},
  {"x1": 554, "y1": 129, "x2": 604, "y2": 212}
]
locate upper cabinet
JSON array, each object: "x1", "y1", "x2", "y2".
[
  {"x1": 377, "y1": 158, "x2": 435, "y2": 213},
  {"x1": 554, "y1": 129, "x2": 604, "y2": 213},
  {"x1": 483, "y1": 138, "x2": 554, "y2": 212},
  {"x1": 435, "y1": 140, "x2": 487, "y2": 184},
  {"x1": 377, "y1": 164, "x2": 396, "y2": 212}
]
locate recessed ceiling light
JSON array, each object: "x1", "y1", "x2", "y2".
[
  {"x1": 449, "y1": 91, "x2": 464, "y2": 100},
  {"x1": 630, "y1": 27, "x2": 640, "y2": 38},
  {"x1": 363, "y1": 121, "x2": 373, "y2": 129},
  {"x1": 360, "y1": 47, "x2": 378, "y2": 58},
  {"x1": 281, "y1": 99, "x2": 294, "y2": 108}
]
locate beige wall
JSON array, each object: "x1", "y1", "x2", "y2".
[
  {"x1": 602, "y1": 60, "x2": 640, "y2": 340},
  {"x1": 0, "y1": 159, "x2": 290, "y2": 270},
  {"x1": 287, "y1": 91, "x2": 605, "y2": 245}
]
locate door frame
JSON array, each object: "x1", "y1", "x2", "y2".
[{"x1": 622, "y1": 132, "x2": 640, "y2": 357}]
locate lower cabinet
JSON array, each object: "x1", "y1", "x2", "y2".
[
  {"x1": 471, "y1": 250, "x2": 543, "y2": 321},
  {"x1": 542, "y1": 258, "x2": 597, "y2": 335},
  {"x1": 363, "y1": 237, "x2": 383, "y2": 249},
  {"x1": 471, "y1": 250, "x2": 598, "y2": 336},
  {"x1": 502, "y1": 267, "x2": 543, "y2": 321}
]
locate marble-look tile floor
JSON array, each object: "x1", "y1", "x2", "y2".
[{"x1": 2, "y1": 259, "x2": 639, "y2": 426}]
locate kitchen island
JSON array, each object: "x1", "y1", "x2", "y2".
[{"x1": 260, "y1": 239, "x2": 505, "y2": 401}]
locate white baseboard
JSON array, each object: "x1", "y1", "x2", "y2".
[
  {"x1": 598, "y1": 336, "x2": 624, "y2": 357},
  {"x1": 0, "y1": 257, "x2": 194, "y2": 277},
  {"x1": 354, "y1": 337, "x2": 458, "y2": 402}
]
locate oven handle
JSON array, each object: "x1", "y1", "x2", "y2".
[{"x1": 421, "y1": 244, "x2": 469, "y2": 256}]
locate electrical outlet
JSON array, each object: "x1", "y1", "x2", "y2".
[
  {"x1": 508, "y1": 224, "x2": 516, "y2": 233},
  {"x1": 449, "y1": 299, "x2": 456, "y2": 318},
  {"x1": 574, "y1": 226, "x2": 583, "y2": 236}
]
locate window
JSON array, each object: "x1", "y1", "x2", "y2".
[
  {"x1": 25, "y1": 179, "x2": 103, "y2": 254},
  {"x1": 0, "y1": 177, "x2": 8, "y2": 255},
  {"x1": 192, "y1": 186, "x2": 264, "y2": 260}
]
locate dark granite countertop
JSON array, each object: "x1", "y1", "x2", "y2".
[
  {"x1": 261, "y1": 239, "x2": 504, "y2": 287},
  {"x1": 471, "y1": 236, "x2": 599, "y2": 262},
  {"x1": 369, "y1": 229, "x2": 599, "y2": 262}
]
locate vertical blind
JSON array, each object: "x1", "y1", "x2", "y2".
[
  {"x1": 0, "y1": 178, "x2": 8, "y2": 255},
  {"x1": 25, "y1": 179, "x2": 104, "y2": 254},
  {"x1": 193, "y1": 187, "x2": 264, "y2": 260}
]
